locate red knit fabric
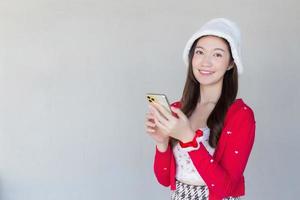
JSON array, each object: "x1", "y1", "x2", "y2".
[{"x1": 153, "y1": 98, "x2": 256, "y2": 200}]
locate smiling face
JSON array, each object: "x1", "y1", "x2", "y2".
[{"x1": 192, "y1": 35, "x2": 233, "y2": 86}]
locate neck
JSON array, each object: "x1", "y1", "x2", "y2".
[{"x1": 198, "y1": 80, "x2": 223, "y2": 105}]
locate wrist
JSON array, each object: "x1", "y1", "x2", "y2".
[
  {"x1": 156, "y1": 137, "x2": 169, "y2": 145},
  {"x1": 156, "y1": 142, "x2": 169, "y2": 152},
  {"x1": 180, "y1": 129, "x2": 195, "y2": 143},
  {"x1": 179, "y1": 129, "x2": 203, "y2": 149}
]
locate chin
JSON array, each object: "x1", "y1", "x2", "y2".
[{"x1": 197, "y1": 76, "x2": 223, "y2": 86}]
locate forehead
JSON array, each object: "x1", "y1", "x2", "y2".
[{"x1": 196, "y1": 35, "x2": 229, "y2": 51}]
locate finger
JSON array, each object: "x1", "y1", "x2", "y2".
[
  {"x1": 151, "y1": 105, "x2": 169, "y2": 127},
  {"x1": 146, "y1": 113, "x2": 154, "y2": 120},
  {"x1": 146, "y1": 120, "x2": 156, "y2": 128},
  {"x1": 146, "y1": 114, "x2": 155, "y2": 124},
  {"x1": 146, "y1": 127, "x2": 155, "y2": 133},
  {"x1": 151, "y1": 102, "x2": 173, "y2": 121},
  {"x1": 154, "y1": 116, "x2": 169, "y2": 134},
  {"x1": 148, "y1": 104, "x2": 155, "y2": 114}
]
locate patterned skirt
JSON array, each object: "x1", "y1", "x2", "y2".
[{"x1": 171, "y1": 180, "x2": 241, "y2": 200}]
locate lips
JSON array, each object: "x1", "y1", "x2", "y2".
[{"x1": 198, "y1": 69, "x2": 214, "y2": 75}]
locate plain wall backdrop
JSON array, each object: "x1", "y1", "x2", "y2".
[{"x1": 0, "y1": 0, "x2": 299, "y2": 199}]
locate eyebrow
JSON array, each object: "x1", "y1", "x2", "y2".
[{"x1": 195, "y1": 46, "x2": 225, "y2": 52}]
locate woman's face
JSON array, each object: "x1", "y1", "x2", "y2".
[{"x1": 192, "y1": 35, "x2": 232, "y2": 86}]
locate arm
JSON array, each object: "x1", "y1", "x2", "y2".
[
  {"x1": 188, "y1": 107, "x2": 256, "y2": 197},
  {"x1": 152, "y1": 101, "x2": 180, "y2": 187},
  {"x1": 153, "y1": 143, "x2": 172, "y2": 187}
]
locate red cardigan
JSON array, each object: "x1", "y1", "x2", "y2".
[{"x1": 153, "y1": 98, "x2": 256, "y2": 200}]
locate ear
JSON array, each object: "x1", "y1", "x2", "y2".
[{"x1": 227, "y1": 61, "x2": 235, "y2": 71}]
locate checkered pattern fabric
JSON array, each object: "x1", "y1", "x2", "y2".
[{"x1": 171, "y1": 180, "x2": 241, "y2": 200}]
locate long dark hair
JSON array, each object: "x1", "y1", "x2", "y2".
[{"x1": 180, "y1": 36, "x2": 238, "y2": 148}]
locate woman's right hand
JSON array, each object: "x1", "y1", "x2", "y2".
[{"x1": 145, "y1": 111, "x2": 169, "y2": 151}]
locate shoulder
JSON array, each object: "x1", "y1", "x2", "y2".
[
  {"x1": 224, "y1": 99, "x2": 256, "y2": 147},
  {"x1": 225, "y1": 98, "x2": 256, "y2": 125}
]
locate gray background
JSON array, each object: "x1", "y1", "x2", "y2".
[{"x1": 0, "y1": 0, "x2": 299, "y2": 199}]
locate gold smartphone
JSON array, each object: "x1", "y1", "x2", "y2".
[{"x1": 146, "y1": 93, "x2": 171, "y2": 113}]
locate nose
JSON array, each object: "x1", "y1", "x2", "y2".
[{"x1": 202, "y1": 55, "x2": 212, "y2": 67}]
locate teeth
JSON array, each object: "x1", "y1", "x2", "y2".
[
  {"x1": 199, "y1": 70, "x2": 213, "y2": 74},
  {"x1": 201, "y1": 71, "x2": 211, "y2": 74}
]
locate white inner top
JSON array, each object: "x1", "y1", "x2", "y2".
[{"x1": 173, "y1": 127, "x2": 215, "y2": 186}]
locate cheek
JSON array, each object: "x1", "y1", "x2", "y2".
[
  {"x1": 216, "y1": 58, "x2": 231, "y2": 69},
  {"x1": 191, "y1": 58, "x2": 196, "y2": 67},
  {"x1": 192, "y1": 56, "x2": 201, "y2": 66},
  {"x1": 191, "y1": 65, "x2": 197, "y2": 76}
]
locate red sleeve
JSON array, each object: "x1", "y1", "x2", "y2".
[
  {"x1": 153, "y1": 101, "x2": 180, "y2": 187},
  {"x1": 153, "y1": 144, "x2": 172, "y2": 187},
  {"x1": 188, "y1": 106, "x2": 256, "y2": 198}
]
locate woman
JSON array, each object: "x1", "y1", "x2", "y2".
[{"x1": 145, "y1": 18, "x2": 256, "y2": 200}]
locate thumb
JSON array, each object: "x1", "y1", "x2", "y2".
[{"x1": 171, "y1": 106, "x2": 185, "y2": 119}]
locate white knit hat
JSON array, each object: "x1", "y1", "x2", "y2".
[{"x1": 182, "y1": 18, "x2": 243, "y2": 74}]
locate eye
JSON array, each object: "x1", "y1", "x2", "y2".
[
  {"x1": 214, "y1": 53, "x2": 223, "y2": 58},
  {"x1": 195, "y1": 50, "x2": 204, "y2": 55}
]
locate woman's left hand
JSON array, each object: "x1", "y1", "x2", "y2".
[{"x1": 149, "y1": 102, "x2": 194, "y2": 143}]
